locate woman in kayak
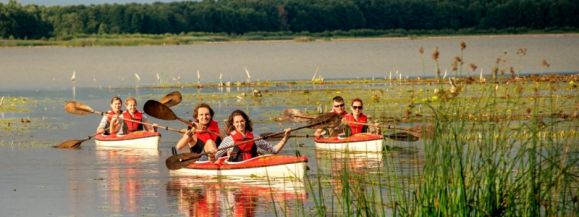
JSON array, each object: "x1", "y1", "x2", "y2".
[
  {"x1": 121, "y1": 97, "x2": 156, "y2": 134},
  {"x1": 215, "y1": 109, "x2": 291, "y2": 162},
  {"x1": 343, "y1": 98, "x2": 380, "y2": 135},
  {"x1": 96, "y1": 96, "x2": 124, "y2": 135},
  {"x1": 174, "y1": 103, "x2": 222, "y2": 159}
]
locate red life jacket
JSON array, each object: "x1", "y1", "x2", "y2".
[
  {"x1": 122, "y1": 110, "x2": 144, "y2": 133},
  {"x1": 195, "y1": 120, "x2": 220, "y2": 144},
  {"x1": 344, "y1": 113, "x2": 368, "y2": 135},
  {"x1": 334, "y1": 110, "x2": 347, "y2": 118},
  {"x1": 231, "y1": 130, "x2": 257, "y2": 161}
]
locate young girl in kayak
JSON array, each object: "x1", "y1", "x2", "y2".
[
  {"x1": 215, "y1": 110, "x2": 292, "y2": 162},
  {"x1": 175, "y1": 103, "x2": 222, "y2": 159},
  {"x1": 96, "y1": 96, "x2": 124, "y2": 135},
  {"x1": 121, "y1": 97, "x2": 156, "y2": 134}
]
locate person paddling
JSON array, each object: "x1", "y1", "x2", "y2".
[
  {"x1": 343, "y1": 98, "x2": 380, "y2": 135},
  {"x1": 175, "y1": 103, "x2": 221, "y2": 160},
  {"x1": 215, "y1": 110, "x2": 292, "y2": 162},
  {"x1": 122, "y1": 97, "x2": 156, "y2": 134},
  {"x1": 314, "y1": 96, "x2": 347, "y2": 138},
  {"x1": 96, "y1": 96, "x2": 124, "y2": 135}
]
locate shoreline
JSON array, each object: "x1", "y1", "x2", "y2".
[{"x1": 1, "y1": 31, "x2": 578, "y2": 49}]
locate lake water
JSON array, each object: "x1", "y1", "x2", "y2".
[
  {"x1": 1, "y1": 34, "x2": 578, "y2": 216},
  {"x1": 1, "y1": 34, "x2": 578, "y2": 91}
]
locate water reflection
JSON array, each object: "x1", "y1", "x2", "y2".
[
  {"x1": 94, "y1": 148, "x2": 160, "y2": 214},
  {"x1": 315, "y1": 150, "x2": 384, "y2": 195},
  {"x1": 167, "y1": 177, "x2": 307, "y2": 217}
]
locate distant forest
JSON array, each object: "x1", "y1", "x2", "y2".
[{"x1": 1, "y1": 0, "x2": 578, "y2": 39}]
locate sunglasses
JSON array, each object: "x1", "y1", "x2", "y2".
[
  {"x1": 352, "y1": 105, "x2": 363, "y2": 110},
  {"x1": 333, "y1": 104, "x2": 345, "y2": 108}
]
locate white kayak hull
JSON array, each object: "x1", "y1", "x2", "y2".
[
  {"x1": 170, "y1": 155, "x2": 307, "y2": 180},
  {"x1": 315, "y1": 133, "x2": 384, "y2": 152},
  {"x1": 95, "y1": 132, "x2": 161, "y2": 149}
]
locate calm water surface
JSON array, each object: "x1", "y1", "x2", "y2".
[
  {"x1": 1, "y1": 34, "x2": 578, "y2": 216},
  {"x1": 1, "y1": 34, "x2": 578, "y2": 90}
]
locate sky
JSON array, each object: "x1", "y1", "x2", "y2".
[{"x1": 0, "y1": 0, "x2": 187, "y2": 6}]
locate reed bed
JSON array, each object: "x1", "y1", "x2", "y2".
[{"x1": 294, "y1": 75, "x2": 577, "y2": 216}]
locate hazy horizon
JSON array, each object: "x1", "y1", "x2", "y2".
[{"x1": 0, "y1": 0, "x2": 188, "y2": 6}]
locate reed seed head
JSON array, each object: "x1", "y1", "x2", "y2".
[{"x1": 432, "y1": 47, "x2": 439, "y2": 61}]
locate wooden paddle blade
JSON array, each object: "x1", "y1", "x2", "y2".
[
  {"x1": 280, "y1": 109, "x2": 314, "y2": 122},
  {"x1": 308, "y1": 112, "x2": 341, "y2": 128},
  {"x1": 384, "y1": 132, "x2": 419, "y2": 142},
  {"x1": 165, "y1": 152, "x2": 203, "y2": 170},
  {"x1": 144, "y1": 100, "x2": 178, "y2": 121},
  {"x1": 64, "y1": 101, "x2": 95, "y2": 115},
  {"x1": 160, "y1": 91, "x2": 182, "y2": 107},
  {"x1": 54, "y1": 139, "x2": 85, "y2": 149}
]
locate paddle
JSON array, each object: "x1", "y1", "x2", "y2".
[
  {"x1": 260, "y1": 131, "x2": 418, "y2": 142},
  {"x1": 143, "y1": 100, "x2": 191, "y2": 126},
  {"x1": 56, "y1": 92, "x2": 182, "y2": 149},
  {"x1": 159, "y1": 91, "x2": 182, "y2": 107},
  {"x1": 54, "y1": 132, "x2": 100, "y2": 149},
  {"x1": 165, "y1": 112, "x2": 341, "y2": 170},
  {"x1": 281, "y1": 108, "x2": 430, "y2": 139}
]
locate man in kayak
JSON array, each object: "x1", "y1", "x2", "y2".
[
  {"x1": 215, "y1": 110, "x2": 291, "y2": 162},
  {"x1": 343, "y1": 98, "x2": 380, "y2": 136},
  {"x1": 314, "y1": 95, "x2": 347, "y2": 138},
  {"x1": 96, "y1": 96, "x2": 124, "y2": 135},
  {"x1": 174, "y1": 103, "x2": 222, "y2": 160},
  {"x1": 121, "y1": 97, "x2": 156, "y2": 134}
]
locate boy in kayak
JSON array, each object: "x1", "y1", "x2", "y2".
[
  {"x1": 215, "y1": 110, "x2": 291, "y2": 162},
  {"x1": 174, "y1": 103, "x2": 221, "y2": 160},
  {"x1": 96, "y1": 96, "x2": 124, "y2": 135},
  {"x1": 314, "y1": 95, "x2": 347, "y2": 138},
  {"x1": 121, "y1": 97, "x2": 156, "y2": 134}
]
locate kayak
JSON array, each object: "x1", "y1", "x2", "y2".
[
  {"x1": 170, "y1": 154, "x2": 308, "y2": 180},
  {"x1": 314, "y1": 133, "x2": 384, "y2": 152},
  {"x1": 95, "y1": 131, "x2": 161, "y2": 149}
]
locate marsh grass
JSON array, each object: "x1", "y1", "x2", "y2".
[{"x1": 273, "y1": 74, "x2": 577, "y2": 216}]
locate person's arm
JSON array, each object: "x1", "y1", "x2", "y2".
[
  {"x1": 142, "y1": 116, "x2": 156, "y2": 132},
  {"x1": 96, "y1": 115, "x2": 108, "y2": 134},
  {"x1": 256, "y1": 128, "x2": 291, "y2": 154},
  {"x1": 175, "y1": 129, "x2": 195, "y2": 152},
  {"x1": 215, "y1": 136, "x2": 233, "y2": 158},
  {"x1": 110, "y1": 114, "x2": 120, "y2": 135}
]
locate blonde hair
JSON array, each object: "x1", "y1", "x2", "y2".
[{"x1": 125, "y1": 97, "x2": 137, "y2": 104}]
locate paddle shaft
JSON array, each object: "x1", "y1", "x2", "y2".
[
  {"x1": 284, "y1": 110, "x2": 420, "y2": 133},
  {"x1": 91, "y1": 110, "x2": 183, "y2": 133}
]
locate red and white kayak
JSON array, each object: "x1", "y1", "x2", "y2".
[
  {"x1": 95, "y1": 131, "x2": 161, "y2": 149},
  {"x1": 170, "y1": 155, "x2": 308, "y2": 180},
  {"x1": 315, "y1": 133, "x2": 384, "y2": 152}
]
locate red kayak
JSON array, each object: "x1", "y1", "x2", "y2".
[{"x1": 170, "y1": 155, "x2": 308, "y2": 180}]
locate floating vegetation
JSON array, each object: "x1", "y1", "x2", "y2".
[{"x1": 0, "y1": 96, "x2": 32, "y2": 113}]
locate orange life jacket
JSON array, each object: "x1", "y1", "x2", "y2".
[
  {"x1": 122, "y1": 110, "x2": 144, "y2": 133},
  {"x1": 344, "y1": 113, "x2": 368, "y2": 135},
  {"x1": 231, "y1": 130, "x2": 257, "y2": 161},
  {"x1": 195, "y1": 120, "x2": 220, "y2": 144}
]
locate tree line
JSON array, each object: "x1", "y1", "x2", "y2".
[{"x1": 1, "y1": 0, "x2": 578, "y2": 39}]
